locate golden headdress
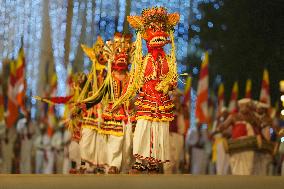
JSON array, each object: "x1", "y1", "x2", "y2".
[
  {"x1": 127, "y1": 6, "x2": 180, "y2": 36},
  {"x1": 80, "y1": 33, "x2": 133, "y2": 104},
  {"x1": 81, "y1": 36, "x2": 106, "y2": 72}
]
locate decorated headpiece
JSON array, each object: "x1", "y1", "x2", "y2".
[
  {"x1": 128, "y1": 7, "x2": 179, "y2": 32},
  {"x1": 81, "y1": 36, "x2": 107, "y2": 71},
  {"x1": 103, "y1": 32, "x2": 133, "y2": 71},
  {"x1": 127, "y1": 6, "x2": 180, "y2": 39}
]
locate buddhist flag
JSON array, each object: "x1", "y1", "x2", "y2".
[
  {"x1": 6, "y1": 60, "x2": 19, "y2": 128},
  {"x1": 50, "y1": 72, "x2": 57, "y2": 96},
  {"x1": 228, "y1": 81, "x2": 239, "y2": 113},
  {"x1": 245, "y1": 79, "x2": 252, "y2": 98},
  {"x1": 217, "y1": 83, "x2": 225, "y2": 113},
  {"x1": 183, "y1": 76, "x2": 191, "y2": 109},
  {"x1": 47, "y1": 72, "x2": 58, "y2": 137},
  {"x1": 259, "y1": 69, "x2": 271, "y2": 106},
  {"x1": 14, "y1": 44, "x2": 26, "y2": 110},
  {"x1": 195, "y1": 52, "x2": 209, "y2": 123},
  {"x1": 183, "y1": 76, "x2": 191, "y2": 136}
]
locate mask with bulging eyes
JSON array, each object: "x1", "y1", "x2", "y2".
[
  {"x1": 143, "y1": 22, "x2": 170, "y2": 48},
  {"x1": 104, "y1": 33, "x2": 133, "y2": 72}
]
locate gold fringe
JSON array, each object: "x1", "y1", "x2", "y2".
[{"x1": 136, "y1": 115, "x2": 174, "y2": 122}]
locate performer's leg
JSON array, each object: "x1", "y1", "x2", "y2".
[
  {"x1": 56, "y1": 152, "x2": 64, "y2": 174},
  {"x1": 216, "y1": 141, "x2": 230, "y2": 175},
  {"x1": 35, "y1": 151, "x2": 44, "y2": 174},
  {"x1": 107, "y1": 135, "x2": 123, "y2": 174},
  {"x1": 133, "y1": 119, "x2": 151, "y2": 160},
  {"x1": 79, "y1": 128, "x2": 97, "y2": 164},
  {"x1": 43, "y1": 150, "x2": 55, "y2": 174},
  {"x1": 97, "y1": 133, "x2": 107, "y2": 173},
  {"x1": 121, "y1": 121, "x2": 134, "y2": 173},
  {"x1": 132, "y1": 120, "x2": 170, "y2": 174},
  {"x1": 68, "y1": 140, "x2": 81, "y2": 173},
  {"x1": 229, "y1": 150, "x2": 254, "y2": 175},
  {"x1": 69, "y1": 161, "x2": 77, "y2": 174}
]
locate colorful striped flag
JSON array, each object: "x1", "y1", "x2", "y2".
[
  {"x1": 228, "y1": 81, "x2": 239, "y2": 113},
  {"x1": 259, "y1": 69, "x2": 271, "y2": 106},
  {"x1": 14, "y1": 45, "x2": 26, "y2": 111},
  {"x1": 183, "y1": 76, "x2": 191, "y2": 109},
  {"x1": 47, "y1": 72, "x2": 58, "y2": 137},
  {"x1": 245, "y1": 79, "x2": 252, "y2": 98},
  {"x1": 183, "y1": 76, "x2": 191, "y2": 135},
  {"x1": 217, "y1": 83, "x2": 225, "y2": 113},
  {"x1": 195, "y1": 52, "x2": 209, "y2": 123},
  {"x1": 6, "y1": 60, "x2": 19, "y2": 128}
]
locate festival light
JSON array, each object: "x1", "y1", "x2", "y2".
[
  {"x1": 280, "y1": 80, "x2": 284, "y2": 92},
  {"x1": 281, "y1": 110, "x2": 284, "y2": 116},
  {"x1": 281, "y1": 95, "x2": 284, "y2": 102}
]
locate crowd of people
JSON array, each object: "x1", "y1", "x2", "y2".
[
  {"x1": 0, "y1": 6, "x2": 284, "y2": 175},
  {"x1": 0, "y1": 97, "x2": 284, "y2": 175}
]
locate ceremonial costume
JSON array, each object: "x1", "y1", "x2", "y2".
[
  {"x1": 219, "y1": 99, "x2": 259, "y2": 175},
  {"x1": 252, "y1": 101, "x2": 274, "y2": 175},
  {"x1": 111, "y1": 7, "x2": 180, "y2": 173},
  {"x1": 79, "y1": 37, "x2": 107, "y2": 171},
  {"x1": 211, "y1": 108, "x2": 230, "y2": 175},
  {"x1": 81, "y1": 33, "x2": 133, "y2": 173},
  {"x1": 188, "y1": 124, "x2": 210, "y2": 175}
]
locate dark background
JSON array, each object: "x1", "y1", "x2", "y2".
[{"x1": 187, "y1": 0, "x2": 284, "y2": 105}]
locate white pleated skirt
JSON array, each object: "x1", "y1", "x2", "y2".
[
  {"x1": 133, "y1": 119, "x2": 170, "y2": 163},
  {"x1": 79, "y1": 128, "x2": 97, "y2": 164}
]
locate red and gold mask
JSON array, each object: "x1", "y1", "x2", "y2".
[
  {"x1": 127, "y1": 7, "x2": 179, "y2": 48},
  {"x1": 104, "y1": 33, "x2": 133, "y2": 72}
]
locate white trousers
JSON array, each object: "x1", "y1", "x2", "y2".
[
  {"x1": 191, "y1": 147, "x2": 209, "y2": 175},
  {"x1": 107, "y1": 135, "x2": 123, "y2": 169},
  {"x1": 62, "y1": 145, "x2": 70, "y2": 174},
  {"x1": 20, "y1": 139, "x2": 32, "y2": 174},
  {"x1": 121, "y1": 121, "x2": 134, "y2": 173},
  {"x1": 253, "y1": 152, "x2": 272, "y2": 175},
  {"x1": 133, "y1": 119, "x2": 170, "y2": 163},
  {"x1": 69, "y1": 141, "x2": 81, "y2": 168},
  {"x1": 35, "y1": 150, "x2": 44, "y2": 174},
  {"x1": 216, "y1": 141, "x2": 230, "y2": 175},
  {"x1": 43, "y1": 150, "x2": 54, "y2": 174},
  {"x1": 229, "y1": 150, "x2": 254, "y2": 175},
  {"x1": 80, "y1": 128, "x2": 97, "y2": 164},
  {"x1": 95, "y1": 133, "x2": 107, "y2": 166},
  {"x1": 1, "y1": 141, "x2": 14, "y2": 173},
  {"x1": 54, "y1": 151, "x2": 64, "y2": 173}
]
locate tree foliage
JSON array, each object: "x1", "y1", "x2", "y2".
[{"x1": 191, "y1": 0, "x2": 284, "y2": 103}]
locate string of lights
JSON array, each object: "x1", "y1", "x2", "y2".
[{"x1": 0, "y1": 0, "x2": 209, "y2": 118}]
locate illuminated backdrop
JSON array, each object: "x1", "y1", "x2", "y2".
[{"x1": 0, "y1": 0, "x2": 214, "y2": 118}]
